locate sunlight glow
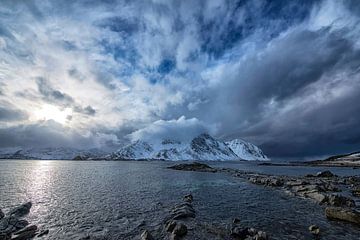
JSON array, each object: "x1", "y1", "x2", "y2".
[{"x1": 34, "y1": 104, "x2": 72, "y2": 124}]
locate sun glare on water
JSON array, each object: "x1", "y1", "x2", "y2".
[{"x1": 35, "y1": 104, "x2": 72, "y2": 124}]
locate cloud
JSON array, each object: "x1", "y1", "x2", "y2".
[
  {"x1": 0, "y1": 0, "x2": 360, "y2": 158},
  {"x1": 128, "y1": 116, "x2": 216, "y2": 143}
]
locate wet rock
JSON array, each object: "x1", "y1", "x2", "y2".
[
  {"x1": 9, "y1": 202, "x2": 32, "y2": 218},
  {"x1": 308, "y1": 225, "x2": 320, "y2": 235},
  {"x1": 171, "y1": 223, "x2": 187, "y2": 239},
  {"x1": 172, "y1": 203, "x2": 195, "y2": 220},
  {"x1": 0, "y1": 209, "x2": 4, "y2": 220},
  {"x1": 327, "y1": 194, "x2": 355, "y2": 207},
  {"x1": 165, "y1": 220, "x2": 177, "y2": 233},
  {"x1": 316, "y1": 171, "x2": 335, "y2": 178},
  {"x1": 168, "y1": 162, "x2": 216, "y2": 172},
  {"x1": 233, "y1": 218, "x2": 241, "y2": 224},
  {"x1": 183, "y1": 194, "x2": 193, "y2": 203},
  {"x1": 325, "y1": 207, "x2": 360, "y2": 225},
  {"x1": 37, "y1": 229, "x2": 49, "y2": 237},
  {"x1": 351, "y1": 188, "x2": 360, "y2": 197},
  {"x1": 140, "y1": 230, "x2": 154, "y2": 240},
  {"x1": 230, "y1": 227, "x2": 249, "y2": 239},
  {"x1": 13, "y1": 225, "x2": 37, "y2": 236},
  {"x1": 14, "y1": 220, "x2": 28, "y2": 230},
  {"x1": 254, "y1": 231, "x2": 268, "y2": 240}
]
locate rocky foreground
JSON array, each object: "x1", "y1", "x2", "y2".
[
  {"x1": 0, "y1": 202, "x2": 48, "y2": 240},
  {"x1": 168, "y1": 163, "x2": 360, "y2": 234}
]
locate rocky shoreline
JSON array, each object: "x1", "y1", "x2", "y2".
[
  {"x1": 168, "y1": 163, "x2": 360, "y2": 233},
  {"x1": 0, "y1": 202, "x2": 48, "y2": 240}
]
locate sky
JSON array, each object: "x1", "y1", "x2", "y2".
[{"x1": 0, "y1": 0, "x2": 360, "y2": 159}]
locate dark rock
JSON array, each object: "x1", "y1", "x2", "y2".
[
  {"x1": 172, "y1": 203, "x2": 196, "y2": 220},
  {"x1": 308, "y1": 225, "x2": 320, "y2": 235},
  {"x1": 316, "y1": 171, "x2": 335, "y2": 178},
  {"x1": 233, "y1": 218, "x2": 241, "y2": 224},
  {"x1": 172, "y1": 223, "x2": 187, "y2": 237},
  {"x1": 325, "y1": 207, "x2": 360, "y2": 225},
  {"x1": 183, "y1": 194, "x2": 193, "y2": 203},
  {"x1": 14, "y1": 220, "x2": 29, "y2": 230},
  {"x1": 9, "y1": 202, "x2": 32, "y2": 217},
  {"x1": 351, "y1": 188, "x2": 360, "y2": 197},
  {"x1": 13, "y1": 225, "x2": 37, "y2": 235},
  {"x1": 0, "y1": 209, "x2": 4, "y2": 220},
  {"x1": 327, "y1": 194, "x2": 355, "y2": 207},
  {"x1": 140, "y1": 230, "x2": 154, "y2": 240},
  {"x1": 37, "y1": 229, "x2": 49, "y2": 237},
  {"x1": 230, "y1": 227, "x2": 249, "y2": 239},
  {"x1": 165, "y1": 220, "x2": 177, "y2": 233},
  {"x1": 11, "y1": 228, "x2": 37, "y2": 240},
  {"x1": 168, "y1": 162, "x2": 216, "y2": 172}
]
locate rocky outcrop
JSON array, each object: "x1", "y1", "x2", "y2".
[
  {"x1": 168, "y1": 162, "x2": 217, "y2": 172},
  {"x1": 325, "y1": 207, "x2": 360, "y2": 225},
  {"x1": 0, "y1": 202, "x2": 48, "y2": 240}
]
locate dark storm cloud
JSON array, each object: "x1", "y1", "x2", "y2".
[
  {"x1": 0, "y1": 104, "x2": 28, "y2": 122},
  {"x1": 0, "y1": 121, "x2": 95, "y2": 148},
  {"x1": 1, "y1": 0, "x2": 360, "y2": 158}
]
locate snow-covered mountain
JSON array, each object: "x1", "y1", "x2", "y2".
[
  {"x1": 0, "y1": 147, "x2": 106, "y2": 160},
  {"x1": 226, "y1": 139, "x2": 269, "y2": 161},
  {"x1": 107, "y1": 133, "x2": 269, "y2": 161}
]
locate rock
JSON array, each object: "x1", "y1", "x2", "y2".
[
  {"x1": 140, "y1": 230, "x2": 154, "y2": 240},
  {"x1": 9, "y1": 202, "x2": 32, "y2": 217},
  {"x1": 0, "y1": 209, "x2": 4, "y2": 220},
  {"x1": 254, "y1": 231, "x2": 268, "y2": 240},
  {"x1": 351, "y1": 188, "x2": 360, "y2": 197},
  {"x1": 305, "y1": 192, "x2": 327, "y2": 204},
  {"x1": 327, "y1": 194, "x2": 355, "y2": 207},
  {"x1": 11, "y1": 227, "x2": 37, "y2": 240},
  {"x1": 165, "y1": 220, "x2": 177, "y2": 233},
  {"x1": 183, "y1": 194, "x2": 193, "y2": 203},
  {"x1": 316, "y1": 171, "x2": 335, "y2": 178},
  {"x1": 308, "y1": 225, "x2": 320, "y2": 235},
  {"x1": 37, "y1": 229, "x2": 49, "y2": 237},
  {"x1": 168, "y1": 162, "x2": 216, "y2": 172},
  {"x1": 13, "y1": 225, "x2": 37, "y2": 236},
  {"x1": 325, "y1": 207, "x2": 360, "y2": 225},
  {"x1": 172, "y1": 203, "x2": 195, "y2": 220},
  {"x1": 230, "y1": 227, "x2": 249, "y2": 239},
  {"x1": 172, "y1": 223, "x2": 187, "y2": 237},
  {"x1": 14, "y1": 220, "x2": 29, "y2": 230},
  {"x1": 233, "y1": 218, "x2": 241, "y2": 224}
]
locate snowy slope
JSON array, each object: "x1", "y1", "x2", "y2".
[
  {"x1": 226, "y1": 139, "x2": 269, "y2": 160},
  {"x1": 108, "y1": 133, "x2": 268, "y2": 161}
]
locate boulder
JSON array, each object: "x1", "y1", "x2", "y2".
[
  {"x1": 0, "y1": 209, "x2": 4, "y2": 220},
  {"x1": 140, "y1": 230, "x2": 154, "y2": 240},
  {"x1": 9, "y1": 202, "x2": 32, "y2": 217},
  {"x1": 308, "y1": 225, "x2": 320, "y2": 235},
  {"x1": 230, "y1": 227, "x2": 249, "y2": 239},
  {"x1": 305, "y1": 192, "x2": 327, "y2": 204},
  {"x1": 183, "y1": 194, "x2": 193, "y2": 203},
  {"x1": 172, "y1": 203, "x2": 195, "y2": 220},
  {"x1": 316, "y1": 171, "x2": 335, "y2": 178},
  {"x1": 254, "y1": 231, "x2": 268, "y2": 240},
  {"x1": 327, "y1": 194, "x2": 355, "y2": 207},
  {"x1": 172, "y1": 223, "x2": 187, "y2": 238},
  {"x1": 13, "y1": 225, "x2": 37, "y2": 236},
  {"x1": 325, "y1": 207, "x2": 360, "y2": 225}
]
